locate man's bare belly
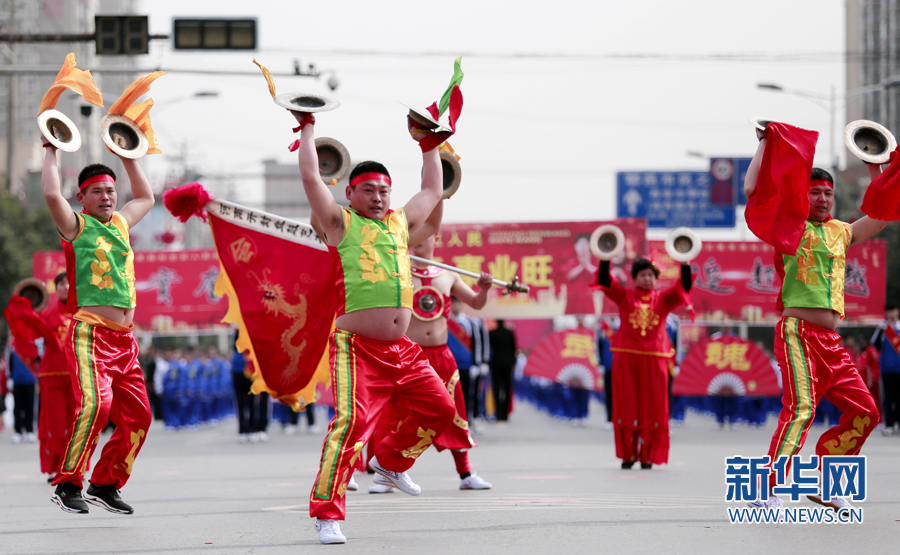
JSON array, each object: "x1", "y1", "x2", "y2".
[
  {"x1": 81, "y1": 305, "x2": 135, "y2": 328},
  {"x1": 336, "y1": 307, "x2": 412, "y2": 342},
  {"x1": 406, "y1": 317, "x2": 449, "y2": 348},
  {"x1": 783, "y1": 307, "x2": 841, "y2": 331}
]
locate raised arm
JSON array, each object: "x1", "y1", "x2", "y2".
[
  {"x1": 743, "y1": 131, "x2": 767, "y2": 199},
  {"x1": 450, "y1": 271, "x2": 494, "y2": 311},
  {"x1": 402, "y1": 117, "x2": 443, "y2": 230},
  {"x1": 118, "y1": 157, "x2": 154, "y2": 228},
  {"x1": 293, "y1": 112, "x2": 344, "y2": 245},
  {"x1": 41, "y1": 145, "x2": 79, "y2": 239},
  {"x1": 408, "y1": 198, "x2": 443, "y2": 247},
  {"x1": 851, "y1": 162, "x2": 889, "y2": 245}
]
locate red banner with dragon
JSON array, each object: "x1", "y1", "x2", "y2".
[{"x1": 205, "y1": 198, "x2": 337, "y2": 409}]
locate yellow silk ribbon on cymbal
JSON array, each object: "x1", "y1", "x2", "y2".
[
  {"x1": 252, "y1": 59, "x2": 278, "y2": 99},
  {"x1": 109, "y1": 71, "x2": 166, "y2": 154},
  {"x1": 37, "y1": 53, "x2": 104, "y2": 115}
]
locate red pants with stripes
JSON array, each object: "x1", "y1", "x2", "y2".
[
  {"x1": 51, "y1": 319, "x2": 152, "y2": 490},
  {"x1": 309, "y1": 330, "x2": 456, "y2": 520},
  {"x1": 767, "y1": 317, "x2": 879, "y2": 488},
  {"x1": 367, "y1": 344, "x2": 476, "y2": 475}
]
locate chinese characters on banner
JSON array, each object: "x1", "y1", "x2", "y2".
[
  {"x1": 435, "y1": 219, "x2": 648, "y2": 318},
  {"x1": 33, "y1": 249, "x2": 227, "y2": 330},
  {"x1": 673, "y1": 334, "x2": 781, "y2": 397},
  {"x1": 522, "y1": 327, "x2": 602, "y2": 391},
  {"x1": 648, "y1": 239, "x2": 887, "y2": 322}
]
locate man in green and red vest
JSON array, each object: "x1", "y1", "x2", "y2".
[
  {"x1": 41, "y1": 137, "x2": 154, "y2": 516},
  {"x1": 291, "y1": 92, "x2": 462, "y2": 543}
]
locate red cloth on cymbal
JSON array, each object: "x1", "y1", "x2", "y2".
[
  {"x1": 861, "y1": 146, "x2": 900, "y2": 221},
  {"x1": 745, "y1": 122, "x2": 818, "y2": 255},
  {"x1": 416, "y1": 85, "x2": 463, "y2": 152}
]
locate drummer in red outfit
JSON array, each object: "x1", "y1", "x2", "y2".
[
  {"x1": 37, "y1": 273, "x2": 78, "y2": 481},
  {"x1": 595, "y1": 257, "x2": 693, "y2": 469},
  {"x1": 366, "y1": 228, "x2": 494, "y2": 492}
]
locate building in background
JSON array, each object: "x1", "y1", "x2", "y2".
[
  {"x1": 1, "y1": 0, "x2": 140, "y2": 203},
  {"x1": 263, "y1": 158, "x2": 348, "y2": 222},
  {"x1": 844, "y1": 1, "x2": 900, "y2": 207}
]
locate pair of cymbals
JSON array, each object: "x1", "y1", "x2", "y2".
[
  {"x1": 38, "y1": 110, "x2": 150, "y2": 159},
  {"x1": 749, "y1": 117, "x2": 897, "y2": 164}
]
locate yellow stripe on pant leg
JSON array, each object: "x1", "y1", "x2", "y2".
[
  {"x1": 313, "y1": 332, "x2": 355, "y2": 501},
  {"x1": 774, "y1": 319, "x2": 815, "y2": 462},
  {"x1": 63, "y1": 322, "x2": 100, "y2": 472},
  {"x1": 769, "y1": 319, "x2": 794, "y2": 461}
]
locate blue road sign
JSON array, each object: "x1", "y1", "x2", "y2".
[{"x1": 616, "y1": 171, "x2": 736, "y2": 228}]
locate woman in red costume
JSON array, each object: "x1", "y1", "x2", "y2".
[{"x1": 596, "y1": 257, "x2": 692, "y2": 469}]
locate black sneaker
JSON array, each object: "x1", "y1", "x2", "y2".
[
  {"x1": 85, "y1": 483, "x2": 134, "y2": 515},
  {"x1": 51, "y1": 482, "x2": 89, "y2": 514},
  {"x1": 621, "y1": 461, "x2": 635, "y2": 469},
  {"x1": 640, "y1": 462, "x2": 653, "y2": 470}
]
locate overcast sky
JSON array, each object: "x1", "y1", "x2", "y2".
[{"x1": 137, "y1": 0, "x2": 846, "y2": 229}]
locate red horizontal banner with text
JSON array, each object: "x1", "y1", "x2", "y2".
[
  {"x1": 33, "y1": 248, "x2": 226, "y2": 331},
  {"x1": 648, "y1": 239, "x2": 887, "y2": 323},
  {"x1": 435, "y1": 219, "x2": 648, "y2": 318}
]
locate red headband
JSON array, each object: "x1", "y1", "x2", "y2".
[
  {"x1": 80, "y1": 174, "x2": 115, "y2": 191},
  {"x1": 349, "y1": 172, "x2": 391, "y2": 188},
  {"x1": 809, "y1": 179, "x2": 833, "y2": 190}
]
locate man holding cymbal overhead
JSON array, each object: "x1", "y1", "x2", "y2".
[
  {"x1": 742, "y1": 120, "x2": 889, "y2": 512},
  {"x1": 292, "y1": 82, "x2": 463, "y2": 543}
]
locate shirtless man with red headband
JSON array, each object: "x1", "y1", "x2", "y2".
[
  {"x1": 366, "y1": 231, "x2": 495, "y2": 494},
  {"x1": 41, "y1": 141, "x2": 155, "y2": 516},
  {"x1": 292, "y1": 110, "x2": 457, "y2": 544},
  {"x1": 743, "y1": 122, "x2": 885, "y2": 512}
]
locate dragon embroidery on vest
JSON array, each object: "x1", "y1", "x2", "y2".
[
  {"x1": 796, "y1": 229, "x2": 821, "y2": 285},
  {"x1": 90, "y1": 236, "x2": 114, "y2": 289},
  {"x1": 358, "y1": 224, "x2": 389, "y2": 284}
]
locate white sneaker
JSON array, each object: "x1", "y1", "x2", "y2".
[
  {"x1": 346, "y1": 475, "x2": 359, "y2": 491},
  {"x1": 284, "y1": 424, "x2": 298, "y2": 436},
  {"x1": 603, "y1": 422, "x2": 613, "y2": 431},
  {"x1": 308, "y1": 424, "x2": 321, "y2": 434},
  {"x1": 257, "y1": 431, "x2": 269, "y2": 442},
  {"x1": 807, "y1": 489, "x2": 856, "y2": 511},
  {"x1": 747, "y1": 495, "x2": 783, "y2": 510},
  {"x1": 314, "y1": 518, "x2": 346, "y2": 544},
  {"x1": 26, "y1": 432, "x2": 37, "y2": 443},
  {"x1": 367, "y1": 482, "x2": 395, "y2": 494},
  {"x1": 369, "y1": 456, "x2": 420, "y2": 496},
  {"x1": 459, "y1": 473, "x2": 492, "y2": 490},
  {"x1": 11, "y1": 433, "x2": 22, "y2": 444}
]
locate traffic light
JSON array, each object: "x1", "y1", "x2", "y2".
[
  {"x1": 173, "y1": 18, "x2": 257, "y2": 50},
  {"x1": 95, "y1": 15, "x2": 149, "y2": 55}
]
